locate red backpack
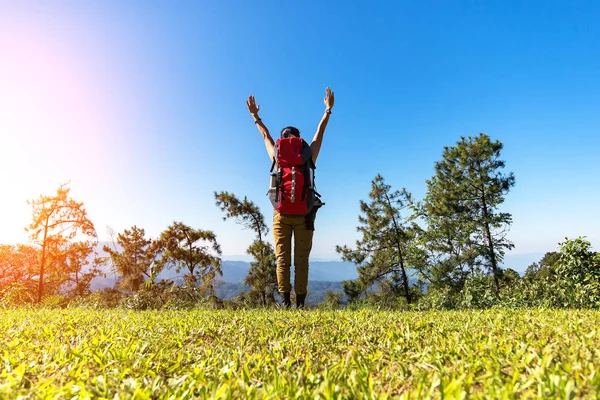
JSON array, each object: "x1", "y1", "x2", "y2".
[{"x1": 268, "y1": 137, "x2": 323, "y2": 215}]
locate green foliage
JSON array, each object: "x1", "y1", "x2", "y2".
[
  {"x1": 5, "y1": 137, "x2": 599, "y2": 314},
  {"x1": 346, "y1": 290, "x2": 411, "y2": 311},
  {"x1": 555, "y1": 237, "x2": 600, "y2": 308},
  {"x1": 159, "y1": 222, "x2": 223, "y2": 295},
  {"x1": 418, "y1": 133, "x2": 515, "y2": 294},
  {"x1": 412, "y1": 201, "x2": 480, "y2": 295},
  {"x1": 96, "y1": 280, "x2": 226, "y2": 311},
  {"x1": 243, "y1": 240, "x2": 277, "y2": 307},
  {"x1": 414, "y1": 238, "x2": 600, "y2": 311},
  {"x1": 214, "y1": 191, "x2": 277, "y2": 307},
  {"x1": 415, "y1": 286, "x2": 459, "y2": 311},
  {"x1": 0, "y1": 281, "x2": 37, "y2": 308},
  {"x1": 458, "y1": 271, "x2": 499, "y2": 309},
  {"x1": 25, "y1": 182, "x2": 98, "y2": 303},
  {"x1": 214, "y1": 191, "x2": 268, "y2": 237},
  {"x1": 341, "y1": 279, "x2": 363, "y2": 302},
  {"x1": 59, "y1": 241, "x2": 104, "y2": 298},
  {"x1": 68, "y1": 287, "x2": 126, "y2": 309},
  {"x1": 2, "y1": 308, "x2": 600, "y2": 398},
  {"x1": 336, "y1": 174, "x2": 420, "y2": 304},
  {"x1": 319, "y1": 290, "x2": 343, "y2": 310},
  {"x1": 102, "y1": 225, "x2": 160, "y2": 291},
  {"x1": 524, "y1": 251, "x2": 560, "y2": 279},
  {"x1": 0, "y1": 244, "x2": 39, "y2": 305},
  {"x1": 40, "y1": 295, "x2": 70, "y2": 308},
  {"x1": 491, "y1": 238, "x2": 600, "y2": 310}
]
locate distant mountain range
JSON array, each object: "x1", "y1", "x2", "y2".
[
  {"x1": 93, "y1": 241, "x2": 357, "y2": 286},
  {"x1": 90, "y1": 241, "x2": 544, "y2": 294},
  {"x1": 90, "y1": 259, "x2": 359, "y2": 289},
  {"x1": 91, "y1": 248, "x2": 357, "y2": 304}
]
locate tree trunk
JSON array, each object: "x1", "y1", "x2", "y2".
[
  {"x1": 475, "y1": 160, "x2": 500, "y2": 296},
  {"x1": 399, "y1": 257, "x2": 411, "y2": 304},
  {"x1": 384, "y1": 194, "x2": 411, "y2": 304},
  {"x1": 75, "y1": 270, "x2": 80, "y2": 297},
  {"x1": 37, "y1": 218, "x2": 50, "y2": 303},
  {"x1": 255, "y1": 213, "x2": 272, "y2": 306},
  {"x1": 481, "y1": 194, "x2": 500, "y2": 295}
]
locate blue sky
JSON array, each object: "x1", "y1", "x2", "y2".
[{"x1": 0, "y1": 0, "x2": 598, "y2": 271}]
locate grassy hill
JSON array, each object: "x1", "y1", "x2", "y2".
[{"x1": 1, "y1": 308, "x2": 599, "y2": 398}]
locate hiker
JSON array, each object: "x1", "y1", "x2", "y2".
[{"x1": 246, "y1": 87, "x2": 335, "y2": 308}]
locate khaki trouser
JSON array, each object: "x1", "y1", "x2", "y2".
[{"x1": 273, "y1": 212, "x2": 314, "y2": 294}]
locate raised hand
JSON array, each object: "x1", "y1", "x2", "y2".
[
  {"x1": 246, "y1": 95, "x2": 260, "y2": 115},
  {"x1": 324, "y1": 87, "x2": 334, "y2": 110}
]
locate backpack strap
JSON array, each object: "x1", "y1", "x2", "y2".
[
  {"x1": 270, "y1": 141, "x2": 279, "y2": 173},
  {"x1": 311, "y1": 159, "x2": 317, "y2": 195},
  {"x1": 301, "y1": 142, "x2": 317, "y2": 201},
  {"x1": 270, "y1": 141, "x2": 280, "y2": 202}
]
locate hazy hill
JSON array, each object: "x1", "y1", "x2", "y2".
[
  {"x1": 90, "y1": 241, "x2": 544, "y2": 295},
  {"x1": 90, "y1": 259, "x2": 359, "y2": 288}
]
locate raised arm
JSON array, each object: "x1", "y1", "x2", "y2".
[
  {"x1": 246, "y1": 95, "x2": 275, "y2": 161},
  {"x1": 310, "y1": 87, "x2": 335, "y2": 164}
]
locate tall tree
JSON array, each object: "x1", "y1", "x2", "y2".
[
  {"x1": 159, "y1": 222, "x2": 222, "y2": 295},
  {"x1": 26, "y1": 183, "x2": 97, "y2": 303},
  {"x1": 335, "y1": 175, "x2": 420, "y2": 304},
  {"x1": 421, "y1": 133, "x2": 515, "y2": 294},
  {"x1": 214, "y1": 191, "x2": 277, "y2": 306},
  {"x1": 102, "y1": 225, "x2": 161, "y2": 291},
  {"x1": 243, "y1": 240, "x2": 277, "y2": 306}
]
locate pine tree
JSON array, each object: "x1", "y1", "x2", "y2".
[
  {"x1": 26, "y1": 183, "x2": 97, "y2": 302},
  {"x1": 421, "y1": 133, "x2": 515, "y2": 294},
  {"x1": 215, "y1": 191, "x2": 277, "y2": 306},
  {"x1": 158, "y1": 222, "x2": 222, "y2": 295},
  {"x1": 336, "y1": 175, "x2": 420, "y2": 304},
  {"x1": 102, "y1": 225, "x2": 160, "y2": 291}
]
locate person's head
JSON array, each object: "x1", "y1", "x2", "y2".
[{"x1": 280, "y1": 126, "x2": 300, "y2": 139}]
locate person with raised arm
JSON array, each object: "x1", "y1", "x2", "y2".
[{"x1": 246, "y1": 88, "x2": 335, "y2": 308}]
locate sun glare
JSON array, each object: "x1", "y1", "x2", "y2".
[{"x1": 0, "y1": 21, "x2": 111, "y2": 245}]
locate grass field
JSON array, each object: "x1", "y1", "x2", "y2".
[{"x1": 1, "y1": 308, "x2": 599, "y2": 399}]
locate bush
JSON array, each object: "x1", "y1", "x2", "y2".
[
  {"x1": 0, "y1": 281, "x2": 36, "y2": 307},
  {"x1": 555, "y1": 237, "x2": 600, "y2": 309},
  {"x1": 415, "y1": 286, "x2": 459, "y2": 310},
  {"x1": 68, "y1": 287, "x2": 125, "y2": 309},
  {"x1": 118, "y1": 280, "x2": 226, "y2": 311},
  {"x1": 318, "y1": 290, "x2": 343, "y2": 310}
]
